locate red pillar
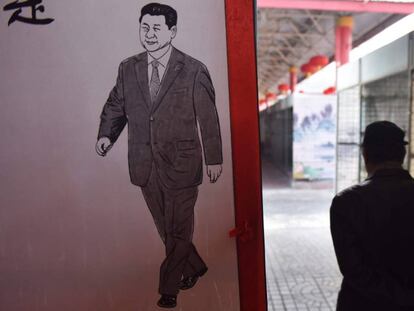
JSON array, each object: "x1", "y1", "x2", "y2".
[
  {"x1": 335, "y1": 16, "x2": 353, "y2": 67},
  {"x1": 225, "y1": 1, "x2": 267, "y2": 310},
  {"x1": 289, "y1": 66, "x2": 297, "y2": 92}
]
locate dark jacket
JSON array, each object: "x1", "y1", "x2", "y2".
[
  {"x1": 330, "y1": 168, "x2": 414, "y2": 311},
  {"x1": 98, "y1": 47, "x2": 222, "y2": 189}
]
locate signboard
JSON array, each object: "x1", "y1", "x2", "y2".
[
  {"x1": 0, "y1": 1, "x2": 266, "y2": 310},
  {"x1": 293, "y1": 94, "x2": 337, "y2": 181}
]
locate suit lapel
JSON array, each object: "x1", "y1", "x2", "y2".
[
  {"x1": 134, "y1": 53, "x2": 151, "y2": 110},
  {"x1": 151, "y1": 47, "x2": 184, "y2": 114}
]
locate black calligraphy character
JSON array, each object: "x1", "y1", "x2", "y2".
[{"x1": 3, "y1": 0, "x2": 54, "y2": 26}]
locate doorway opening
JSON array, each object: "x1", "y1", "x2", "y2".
[{"x1": 256, "y1": 2, "x2": 414, "y2": 310}]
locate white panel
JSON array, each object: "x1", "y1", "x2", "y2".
[
  {"x1": 361, "y1": 36, "x2": 409, "y2": 83},
  {"x1": 337, "y1": 60, "x2": 360, "y2": 91},
  {"x1": 0, "y1": 1, "x2": 239, "y2": 310}
]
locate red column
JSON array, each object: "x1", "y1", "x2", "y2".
[
  {"x1": 225, "y1": 1, "x2": 267, "y2": 310},
  {"x1": 289, "y1": 66, "x2": 297, "y2": 92},
  {"x1": 335, "y1": 16, "x2": 353, "y2": 67}
]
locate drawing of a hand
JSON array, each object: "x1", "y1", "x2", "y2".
[
  {"x1": 207, "y1": 164, "x2": 222, "y2": 183},
  {"x1": 95, "y1": 137, "x2": 113, "y2": 156}
]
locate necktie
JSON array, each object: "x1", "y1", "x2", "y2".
[{"x1": 150, "y1": 60, "x2": 161, "y2": 102}]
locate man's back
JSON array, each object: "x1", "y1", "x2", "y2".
[{"x1": 331, "y1": 168, "x2": 414, "y2": 310}]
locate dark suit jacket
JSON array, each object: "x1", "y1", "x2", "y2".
[
  {"x1": 330, "y1": 169, "x2": 414, "y2": 311},
  {"x1": 98, "y1": 47, "x2": 223, "y2": 189}
]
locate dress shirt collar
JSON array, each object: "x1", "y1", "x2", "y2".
[{"x1": 147, "y1": 44, "x2": 172, "y2": 69}]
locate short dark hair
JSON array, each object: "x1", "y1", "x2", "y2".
[
  {"x1": 363, "y1": 143, "x2": 406, "y2": 164},
  {"x1": 362, "y1": 121, "x2": 408, "y2": 164},
  {"x1": 139, "y1": 3, "x2": 177, "y2": 29}
]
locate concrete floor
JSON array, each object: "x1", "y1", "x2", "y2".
[{"x1": 262, "y1": 161, "x2": 342, "y2": 311}]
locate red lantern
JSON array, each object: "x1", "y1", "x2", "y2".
[
  {"x1": 258, "y1": 98, "x2": 268, "y2": 111},
  {"x1": 310, "y1": 55, "x2": 329, "y2": 69},
  {"x1": 323, "y1": 86, "x2": 336, "y2": 95},
  {"x1": 266, "y1": 92, "x2": 277, "y2": 100},
  {"x1": 300, "y1": 63, "x2": 317, "y2": 77},
  {"x1": 278, "y1": 84, "x2": 290, "y2": 93}
]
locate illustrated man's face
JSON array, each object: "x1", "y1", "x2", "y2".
[{"x1": 140, "y1": 14, "x2": 177, "y2": 52}]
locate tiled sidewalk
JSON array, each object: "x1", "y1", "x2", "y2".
[{"x1": 262, "y1": 169, "x2": 342, "y2": 310}]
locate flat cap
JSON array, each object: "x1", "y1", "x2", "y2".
[{"x1": 362, "y1": 121, "x2": 408, "y2": 147}]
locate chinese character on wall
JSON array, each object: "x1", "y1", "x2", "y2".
[{"x1": 3, "y1": 0, "x2": 54, "y2": 26}]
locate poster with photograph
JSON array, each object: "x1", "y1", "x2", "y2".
[{"x1": 0, "y1": 1, "x2": 240, "y2": 310}]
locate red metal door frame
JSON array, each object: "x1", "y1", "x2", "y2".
[
  {"x1": 224, "y1": 1, "x2": 414, "y2": 310},
  {"x1": 225, "y1": 1, "x2": 268, "y2": 310}
]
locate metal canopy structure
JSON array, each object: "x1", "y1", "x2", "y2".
[{"x1": 256, "y1": 7, "x2": 405, "y2": 96}]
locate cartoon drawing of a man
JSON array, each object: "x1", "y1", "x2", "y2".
[{"x1": 95, "y1": 3, "x2": 223, "y2": 308}]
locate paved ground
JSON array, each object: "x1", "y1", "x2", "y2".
[{"x1": 262, "y1": 161, "x2": 342, "y2": 311}]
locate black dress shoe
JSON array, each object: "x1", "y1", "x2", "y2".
[
  {"x1": 157, "y1": 294, "x2": 177, "y2": 308},
  {"x1": 179, "y1": 267, "x2": 208, "y2": 290}
]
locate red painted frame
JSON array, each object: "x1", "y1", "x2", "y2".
[
  {"x1": 224, "y1": 1, "x2": 414, "y2": 310},
  {"x1": 225, "y1": 1, "x2": 268, "y2": 311}
]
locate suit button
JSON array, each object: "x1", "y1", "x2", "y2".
[
  {"x1": 150, "y1": 116, "x2": 154, "y2": 121},
  {"x1": 146, "y1": 142, "x2": 150, "y2": 146}
]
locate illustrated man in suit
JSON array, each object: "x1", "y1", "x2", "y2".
[{"x1": 95, "y1": 3, "x2": 223, "y2": 308}]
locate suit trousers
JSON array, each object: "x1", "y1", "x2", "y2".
[{"x1": 141, "y1": 163, "x2": 207, "y2": 296}]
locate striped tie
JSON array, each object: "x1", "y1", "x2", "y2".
[{"x1": 150, "y1": 60, "x2": 161, "y2": 102}]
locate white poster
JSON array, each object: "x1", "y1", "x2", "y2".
[
  {"x1": 293, "y1": 94, "x2": 337, "y2": 180},
  {"x1": 0, "y1": 1, "x2": 240, "y2": 310}
]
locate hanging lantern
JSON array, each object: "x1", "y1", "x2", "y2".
[
  {"x1": 300, "y1": 63, "x2": 317, "y2": 77},
  {"x1": 258, "y1": 98, "x2": 268, "y2": 111},
  {"x1": 278, "y1": 84, "x2": 290, "y2": 94},
  {"x1": 266, "y1": 92, "x2": 277, "y2": 101},
  {"x1": 309, "y1": 55, "x2": 329, "y2": 70},
  {"x1": 323, "y1": 86, "x2": 336, "y2": 95}
]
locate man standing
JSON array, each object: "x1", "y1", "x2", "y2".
[
  {"x1": 330, "y1": 121, "x2": 414, "y2": 311},
  {"x1": 96, "y1": 3, "x2": 223, "y2": 308}
]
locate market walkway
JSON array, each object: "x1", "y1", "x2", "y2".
[{"x1": 262, "y1": 160, "x2": 342, "y2": 311}]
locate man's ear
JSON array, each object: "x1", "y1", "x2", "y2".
[
  {"x1": 170, "y1": 26, "x2": 177, "y2": 39},
  {"x1": 362, "y1": 147, "x2": 371, "y2": 169},
  {"x1": 362, "y1": 147, "x2": 367, "y2": 161}
]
